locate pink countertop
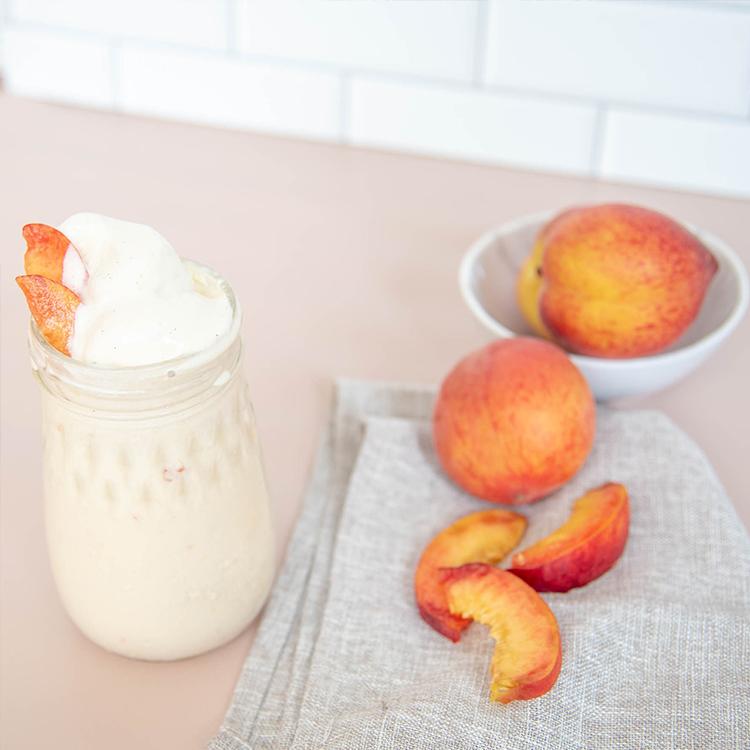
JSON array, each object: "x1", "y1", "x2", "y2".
[{"x1": 1, "y1": 94, "x2": 748, "y2": 749}]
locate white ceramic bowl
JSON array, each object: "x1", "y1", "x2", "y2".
[{"x1": 459, "y1": 210, "x2": 749, "y2": 401}]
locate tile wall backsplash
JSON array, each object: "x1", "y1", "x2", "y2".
[{"x1": 2, "y1": 0, "x2": 750, "y2": 197}]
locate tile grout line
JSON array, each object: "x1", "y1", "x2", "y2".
[
  {"x1": 589, "y1": 104, "x2": 608, "y2": 177},
  {"x1": 109, "y1": 37, "x2": 121, "y2": 111},
  {"x1": 0, "y1": 0, "x2": 5, "y2": 87},
  {"x1": 339, "y1": 72, "x2": 351, "y2": 144},
  {"x1": 225, "y1": 0, "x2": 238, "y2": 57},
  {"x1": 648, "y1": 0, "x2": 750, "y2": 14},
  {"x1": 472, "y1": 0, "x2": 489, "y2": 86}
]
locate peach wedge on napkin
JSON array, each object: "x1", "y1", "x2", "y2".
[
  {"x1": 509, "y1": 482, "x2": 629, "y2": 592},
  {"x1": 415, "y1": 510, "x2": 526, "y2": 641},
  {"x1": 442, "y1": 563, "x2": 562, "y2": 703}
]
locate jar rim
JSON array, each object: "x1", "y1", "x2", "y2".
[
  {"x1": 30, "y1": 260, "x2": 241, "y2": 378},
  {"x1": 29, "y1": 261, "x2": 243, "y2": 407}
]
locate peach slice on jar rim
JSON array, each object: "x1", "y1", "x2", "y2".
[
  {"x1": 415, "y1": 509, "x2": 526, "y2": 642},
  {"x1": 442, "y1": 563, "x2": 562, "y2": 704},
  {"x1": 22, "y1": 223, "x2": 87, "y2": 294},
  {"x1": 509, "y1": 482, "x2": 629, "y2": 593},
  {"x1": 16, "y1": 275, "x2": 80, "y2": 356}
]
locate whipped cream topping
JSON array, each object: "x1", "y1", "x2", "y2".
[{"x1": 59, "y1": 213, "x2": 232, "y2": 366}]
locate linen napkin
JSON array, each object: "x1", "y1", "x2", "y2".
[{"x1": 210, "y1": 380, "x2": 750, "y2": 750}]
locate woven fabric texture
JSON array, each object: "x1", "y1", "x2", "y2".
[{"x1": 210, "y1": 380, "x2": 750, "y2": 750}]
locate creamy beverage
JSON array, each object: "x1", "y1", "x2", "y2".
[
  {"x1": 59, "y1": 212, "x2": 234, "y2": 366},
  {"x1": 22, "y1": 214, "x2": 274, "y2": 660}
]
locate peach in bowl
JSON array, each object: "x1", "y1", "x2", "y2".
[{"x1": 459, "y1": 207, "x2": 749, "y2": 400}]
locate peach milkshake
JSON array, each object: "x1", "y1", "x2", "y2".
[{"x1": 17, "y1": 214, "x2": 274, "y2": 660}]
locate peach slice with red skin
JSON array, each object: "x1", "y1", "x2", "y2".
[
  {"x1": 442, "y1": 563, "x2": 562, "y2": 703},
  {"x1": 22, "y1": 223, "x2": 87, "y2": 292},
  {"x1": 415, "y1": 510, "x2": 526, "y2": 642},
  {"x1": 16, "y1": 275, "x2": 80, "y2": 355},
  {"x1": 509, "y1": 482, "x2": 629, "y2": 593}
]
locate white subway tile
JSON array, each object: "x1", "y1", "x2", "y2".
[
  {"x1": 3, "y1": 25, "x2": 112, "y2": 107},
  {"x1": 8, "y1": 0, "x2": 228, "y2": 49},
  {"x1": 349, "y1": 77, "x2": 596, "y2": 174},
  {"x1": 237, "y1": 0, "x2": 478, "y2": 82},
  {"x1": 118, "y1": 45, "x2": 340, "y2": 141},
  {"x1": 600, "y1": 109, "x2": 750, "y2": 197},
  {"x1": 484, "y1": 0, "x2": 750, "y2": 117}
]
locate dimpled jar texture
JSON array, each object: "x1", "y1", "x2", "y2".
[
  {"x1": 38, "y1": 338, "x2": 275, "y2": 660},
  {"x1": 23, "y1": 214, "x2": 275, "y2": 660}
]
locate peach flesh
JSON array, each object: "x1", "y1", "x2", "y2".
[
  {"x1": 443, "y1": 563, "x2": 562, "y2": 703},
  {"x1": 23, "y1": 223, "x2": 85, "y2": 288},
  {"x1": 509, "y1": 482, "x2": 629, "y2": 592},
  {"x1": 16, "y1": 275, "x2": 80, "y2": 355},
  {"x1": 415, "y1": 510, "x2": 526, "y2": 641}
]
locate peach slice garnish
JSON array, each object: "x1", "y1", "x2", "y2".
[
  {"x1": 16, "y1": 275, "x2": 80, "y2": 355},
  {"x1": 22, "y1": 224, "x2": 87, "y2": 293},
  {"x1": 442, "y1": 563, "x2": 562, "y2": 703},
  {"x1": 415, "y1": 510, "x2": 526, "y2": 642},
  {"x1": 509, "y1": 482, "x2": 629, "y2": 592}
]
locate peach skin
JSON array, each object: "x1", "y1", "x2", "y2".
[
  {"x1": 22, "y1": 224, "x2": 87, "y2": 293},
  {"x1": 415, "y1": 510, "x2": 527, "y2": 641},
  {"x1": 433, "y1": 338, "x2": 595, "y2": 504},
  {"x1": 517, "y1": 204, "x2": 718, "y2": 358},
  {"x1": 516, "y1": 208, "x2": 577, "y2": 340},
  {"x1": 509, "y1": 482, "x2": 629, "y2": 592},
  {"x1": 16, "y1": 275, "x2": 80, "y2": 355},
  {"x1": 442, "y1": 563, "x2": 562, "y2": 703}
]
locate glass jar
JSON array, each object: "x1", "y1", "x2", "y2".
[{"x1": 28, "y1": 268, "x2": 274, "y2": 661}]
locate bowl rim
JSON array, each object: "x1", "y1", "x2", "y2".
[{"x1": 459, "y1": 209, "x2": 750, "y2": 371}]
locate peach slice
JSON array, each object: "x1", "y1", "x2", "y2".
[
  {"x1": 22, "y1": 224, "x2": 87, "y2": 293},
  {"x1": 415, "y1": 510, "x2": 526, "y2": 641},
  {"x1": 442, "y1": 563, "x2": 562, "y2": 703},
  {"x1": 509, "y1": 482, "x2": 629, "y2": 592},
  {"x1": 16, "y1": 275, "x2": 80, "y2": 355}
]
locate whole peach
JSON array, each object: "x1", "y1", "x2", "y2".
[
  {"x1": 433, "y1": 338, "x2": 595, "y2": 504},
  {"x1": 517, "y1": 204, "x2": 718, "y2": 358}
]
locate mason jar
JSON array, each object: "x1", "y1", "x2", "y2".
[{"x1": 28, "y1": 266, "x2": 274, "y2": 661}]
